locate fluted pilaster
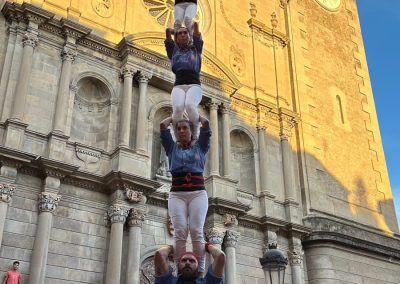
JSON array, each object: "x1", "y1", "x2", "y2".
[
  {"x1": 208, "y1": 101, "x2": 220, "y2": 175},
  {"x1": 119, "y1": 65, "x2": 135, "y2": 147},
  {"x1": 135, "y1": 71, "x2": 152, "y2": 153},
  {"x1": 224, "y1": 230, "x2": 240, "y2": 284},
  {"x1": 221, "y1": 104, "x2": 231, "y2": 178}
]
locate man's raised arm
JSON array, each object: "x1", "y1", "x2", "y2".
[
  {"x1": 154, "y1": 245, "x2": 173, "y2": 276},
  {"x1": 206, "y1": 243, "x2": 226, "y2": 277}
]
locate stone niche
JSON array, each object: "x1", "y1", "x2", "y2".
[{"x1": 70, "y1": 76, "x2": 111, "y2": 149}]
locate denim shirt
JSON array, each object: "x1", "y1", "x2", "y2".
[
  {"x1": 155, "y1": 265, "x2": 224, "y2": 284},
  {"x1": 160, "y1": 127, "x2": 211, "y2": 174}
]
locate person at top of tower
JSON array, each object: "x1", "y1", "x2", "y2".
[
  {"x1": 165, "y1": 22, "x2": 203, "y2": 139},
  {"x1": 159, "y1": 115, "x2": 210, "y2": 274},
  {"x1": 174, "y1": 0, "x2": 198, "y2": 38},
  {"x1": 154, "y1": 243, "x2": 225, "y2": 284}
]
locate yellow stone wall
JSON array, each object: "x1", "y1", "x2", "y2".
[{"x1": 4, "y1": 0, "x2": 396, "y2": 232}]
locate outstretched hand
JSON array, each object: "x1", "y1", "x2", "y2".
[{"x1": 165, "y1": 28, "x2": 172, "y2": 40}]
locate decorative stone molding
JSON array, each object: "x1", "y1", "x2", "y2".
[
  {"x1": 249, "y1": 2, "x2": 257, "y2": 18},
  {"x1": 22, "y1": 2, "x2": 54, "y2": 25},
  {"x1": 0, "y1": 184, "x2": 16, "y2": 203},
  {"x1": 279, "y1": 112, "x2": 298, "y2": 140},
  {"x1": 271, "y1": 12, "x2": 278, "y2": 28},
  {"x1": 280, "y1": 0, "x2": 290, "y2": 8},
  {"x1": 167, "y1": 216, "x2": 174, "y2": 236},
  {"x1": 220, "y1": 103, "x2": 232, "y2": 114},
  {"x1": 288, "y1": 249, "x2": 304, "y2": 265},
  {"x1": 75, "y1": 145, "x2": 101, "y2": 173},
  {"x1": 61, "y1": 18, "x2": 91, "y2": 40},
  {"x1": 229, "y1": 45, "x2": 246, "y2": 77},
  {"x1": 125, "y1": 188, "x2": 143, "y2": 203},
  {"x1": 121, "y1": 66, "x2": 135, "y2": 79},
  {"x1": 224, "y1": 230, "x2": 240, "y2": 248},
  {"x1": 127, "y1": 208, "x2": 145, "y2": 227},
  {"x1": 205, "y1": 228, "x2": 224, "y2": 246},
  {"x1": 224, "y1": 213, "x2": 238, "y2": 227},
  {"x1": 136, "y1": 71, "x2": 153, "y2": 83},
  {"x1": 22, "y1": 32, "x2": 38, "y2": 48},
  {"x1": 206, "y1": 101, "x2": 220, "y2": 111},
  {"x1": 92, "y1": 0, "x2": 114, "y2": 18},
  {"x1": 247, "y1": 16, "x2": 288, "y2": 47},
  {"x1": 61, "y1": 46, "x2": 77, "y2": 62},
  {"x1": 106, "y1": 205, "x2": 128, "y2": 224},
  {"x1": 38, "y1": 192, "x2": 61, "y2": 213}
]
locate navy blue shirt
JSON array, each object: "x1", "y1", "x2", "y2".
[
  {"x1": 155, "y1": 265, "x2": 224, "y2": 284},
  {"x1": 160, "y1": 127, "x2": 211, "y2": 174},
  {"x1": 165, "y1": 35, "x2": 203, "y2": 86}
]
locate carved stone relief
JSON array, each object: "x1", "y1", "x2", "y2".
[
  {"x1": 140, "y1": 256, "x2": 176, "y2": 283},
  {"x1": 92, "y1": 0, "x2": 114, "y2": 18},
  {"x1": 229, "y1": 45, "x2": 246, "y2": 77}
]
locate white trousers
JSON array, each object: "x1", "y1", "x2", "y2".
[
  {"x1": 174, "y1": 2, "x2": 197, "y2": 36},
  {"x1": 168, "y1": 190, "x2": 208, "y2": 272},
  {"x1": 171, "y1": 84, "x2": 202, "y2": 138}
]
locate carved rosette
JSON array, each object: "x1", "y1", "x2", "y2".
[
  {"x1": 224, "y1": 230, "x2": 240, "y2": 248},
  {"x1": 205, "y1": 228, "x2": 224, "y2": 246},
  {"x1": 125, "y1": 188, "x2": 143, "y2": 203},
  {"x1": 61, "y1": 47, "x2": 77, "y2": 62},
  {"x1": 22, "y1": 32, "x2": 39, "y2": 48},
  {"x1": 127, "y1": 208, "x2": 146, "y2": 227},
  {"x1": 0, "y1": 184, "x2": 16, "y2": 203},
  {"x1": 288, "y1": 249, "x2": 304, "y2": 265},
  {"x1": 137, "y1": 71, "x2": 153, "y2": 84},
  {"x1": 107, "y1": 205, "x2": 128, "y2": 224},
  {"x1": 38, "y1": 192, "x2": 61, "y2": 213}
]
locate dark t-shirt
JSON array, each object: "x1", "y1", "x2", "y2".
[{"x1": 155, "y1": 265, "x2": 224, "y2": 284}]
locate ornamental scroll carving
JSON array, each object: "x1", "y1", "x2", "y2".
[
  {"x1": 224, "y1": 230, "x2": 240, "y2": 248},
  {"x1": 106, "y1": 205, "x2": 128, "y2": 224},
  {"x1": 125, "y1": 188, "x2": 143, "y2": 203},
  {"x1": 127, "y1": 208, "x2": 146, "y2": 227},
  {"x1": 205, "y1": 228, "x2": 224, "y2": 246},
  {"x1": 22, "y1": 32, "x2": 38, "y2": 48},
  {"x1": 224, "y1": 213, "x2": 238, "y2": 227},
  {"x1": 38, "y1": 192, "x2": 61, "y2": 213},
  {"x1": 0, "y1": 184, "x2": 16, "y2": 203},
  {"x1": 289, "y1": 249, "x2": 304, "y2": 265},
  {"x1": 92, "y1": 0, "x2": 114, "y2": 18}
]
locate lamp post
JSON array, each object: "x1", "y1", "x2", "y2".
[{"x1": 259, "y1": 243, "x2": 288, "y2": 284}]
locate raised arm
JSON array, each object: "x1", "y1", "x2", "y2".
[
  {"x1": 193, "y1": 22, "x2": 203, "y2": 54},
  {"x1": 154, "y1": 245, "x2": 173, "y2": 276},
  {"x1": 160, "y1": 117, "x2": 174, "y2": 154},
  {"x1": 197, "y1": 115, "x2": 211, "y2": 152},
  {"x1": 165, "y1": 28, "x2": 175, "y2": 59},
  {"x1": 206, "y1": 243, "x2": 225, "y2": 277}
]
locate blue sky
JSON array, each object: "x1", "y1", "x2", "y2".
[{"x1": 357, "y1": 2, "x2": 400, "y2": 228}]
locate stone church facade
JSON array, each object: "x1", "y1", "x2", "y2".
[{"x1": 0, "y1": 0, "x2": 399, "y2": 283}]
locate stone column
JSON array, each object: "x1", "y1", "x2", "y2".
[
  {"x1": 0, "y1": 184, "x2": 15, "y2": 250},
  {"x1": 105, "y1": 205, "x2": 128, "y2": 284},
  {"x1": 257, "y1": 127, "x2": 267, "y2": 191},
  {"x1": 208, "y1": 101, "x2": 220, "y2": 175},
  {"x1": 221, "y1": 104, "x2": 231, "y2": 178},
  {"x1": 126, "y1": 208, "x2": 145, "y2": 284},
  {"x1": 289, "y1": 249, "x2": 304, "y2": 284},
  {"x1": 119, "y1": 65, "x2": 135, "y2": 147},
  {"x1": 224, "y1": 230, "x2": 240, "y2": 284},
  {"x1": 135, "y1": 71, "x2": 152, "y2": 153},
  {"x1": 29, "y1": 192, "x2": 61, "y2": 284},
  {"x1": 52, "y1": 45, "x2": 77, "y2": 133},
  {"x1": 11, "y1": 28, "x2": 38, "y2": 121},
  {"x1": 280, "y1": 116, "x2": 297, "y2": 202}
]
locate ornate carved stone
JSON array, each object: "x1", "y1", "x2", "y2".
[
  {"x1": 230, "y1": 45, "x2": 246, "y2": 77},
  {"x1": 61, "y1": 47, "x2": 77, "y2": 62},
  {"x1": 205, "y1": 228, "x2": 224, "y2": 246},
  {"x1": 22, "y1": 32, "x2": 38, "y2": 48},
  {"x1": 38, "y1": 192, "x2": 61, "y2": 213},
  {"x1": 249, "y1": 2, "x2": 257, "y2": 18},
  {"x1": 167, "y1": 216, "x2": 174, "y2": 236},
  {"x1": 280, "y1": 0, "x2": 290, "y2": 8},
  {"x1": 136, "y1": 71, "x2": 153, "y2": 83},
  {"x1": 127, "y1": 208, "x2": 145, "y2": 227},
  {"x1": 121, "y1": 66, "x2": 135, "y2": 79},
  {"x1": 0, "y1": 184, "x2": 16, "y2": 203},
  {"x1": 224, "y1": 230, "x2": 240, "y2": 248},
  {"x1": 279, "y1": 113, "x2": 298, "y2": 140},
  {"x1": 263, "y1": 230, "x2": 278, "y2": 254},
  {"x1": 92, "y1": 0, "x2": 114, "y2": 18},
  {"x1": 106, "y1": 205, "x2": 128, "y2": 224},
  {"x1": 288, "y1": 249, "x2": 304, "y2": 265},
  {"x1": 271, "y1": 12, "x2": 278, "y2": 28},
  {"x1": 140, "y1": 256, "x2": 176, "y2": 284},
  {"x1": 224, "y1": 213, "x2": 238, "y2": 227},
  {"x1": 125, "y1": 189, "x2": 143, "y2": 203}
]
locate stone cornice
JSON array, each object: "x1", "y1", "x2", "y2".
[
  {"x1": 104, "y1": 171, "x2": 162, "y2": 197},
  {"x1": 60, "y1": 18, "x2": 91, "y2": 40},
  {"x1": 303, "y1": 215, "x2": 400, "y2": 260},
  {"x1": 0, "y1": 145, "x2": 37, "y2": 168},
  {"x1": 208, "y1": 197, "x2": 252, "y2": 217},
  {"x1": 35, "y1": 157, "x2": 79, "y2": 179},
  {"x1": 146, "y1": 191, "x2": 168, "y2": 208},
  {"x1": 2, "y1": 2, "x2": 54, "y2": 26}
]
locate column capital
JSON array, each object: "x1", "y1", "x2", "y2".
[
  {"x1": 205, "y1": 228, "x2": 225, "y2": 246},
  {"x1": 137, "y1": 71, "x2": 153, "y2": 83},
  {"x1": 224, "y1": 230, "x2": 240, "y2": 248},
  {"x1": 279, "y1": 113, "x2": 298, "y2": 140},
  {"x1": 127, "y1": 208, "x2": 146, "y2": 227},
  {"x1": 256, "y1": 125, "x2": 266, "y2": 132},
  {"x1": 38, "y1": 192, "x2": 61, "y2": 213},
  {"x1": 220, "y1": 103, "x2": 232, "y2": 114},
  {"x1": 206, "y1": 100, "x2": 220, "y2": 111},
  {"x1": 22, "y1": 32, "x2": 38, "y2": 48},
  {"x1": 61, "y1": 46, "x2": 77, "y2": 62},
  {"x1": 121, "y1": 66, "x2": 135, "y2": 79},
  {"x1": 288, "y1": 249, "x2": 304, "y2": 265},
  {"x1": 0, "y1": 184, "x2": 16, "y2": 203},
  {"x1": 107, "y1": 205, "x2": 128, "y2": 224},
  {"x1": 279, "y1": 0, "x2": 290, "y2": 8}
]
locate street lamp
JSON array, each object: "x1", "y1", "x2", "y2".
[{"x1": 259, "y1": 243, "x2": 288, "y2": 284}]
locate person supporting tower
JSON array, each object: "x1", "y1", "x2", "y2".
[
  {"x1": 174, "y1": 0, "x2": 198, "y2": 38},
  {"x1": 165, "y1": 22, "x2": 203, "y2": 139},
  {"x1": 159, "y1": 115, "x2": 210, "y2": 274},
  {"x1": 154, "y1": 243, "x2": 225, "y2": 283}
]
